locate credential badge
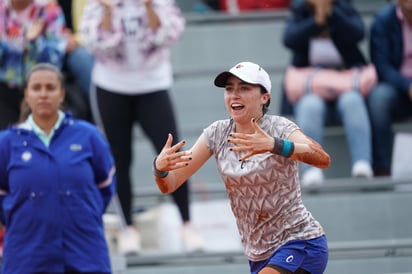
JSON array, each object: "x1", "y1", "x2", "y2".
[{"x1": 21, "y1": 151, "x2": 32, "y2": 162}]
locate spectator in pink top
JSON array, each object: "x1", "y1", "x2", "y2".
[{"x1": 80, "y1": 0, "x2": 205, "y2": 255}]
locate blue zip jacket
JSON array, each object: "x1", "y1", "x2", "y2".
[{"x1": 0, "y1": 113, "x2": 116, "y2": 273}]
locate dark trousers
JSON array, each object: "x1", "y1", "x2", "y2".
[
  {"x1": 92, "y1": 86, "x2": 190, "y2": 225},
  {"x1": 0, "y1": 82, "x2": 22, "y2": 130}
]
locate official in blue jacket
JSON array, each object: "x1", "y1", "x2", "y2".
[{"x1": 0, "y1": 63, "x2": 116, "y2": 273}]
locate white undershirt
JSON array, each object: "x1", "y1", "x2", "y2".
[{"x1": 309, "y1": 37, "x2": 344, "y2": 67}]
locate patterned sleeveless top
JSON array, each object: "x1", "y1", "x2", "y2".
[{"x1": 203, "y1": 115, "x2": 325, "y2": 261}]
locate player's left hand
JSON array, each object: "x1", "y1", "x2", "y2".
[{"x1": 228, "y1": 118, "x2": 273, "y2": 161}]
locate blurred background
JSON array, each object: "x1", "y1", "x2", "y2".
[{"x1": 106, "y1": 0, "x2": 412, "y2": 273}]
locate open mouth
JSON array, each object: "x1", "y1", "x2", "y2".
[{"x1": 231, "y1": 103, "x2": 244, "y2": 110}]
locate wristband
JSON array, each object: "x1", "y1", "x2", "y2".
[
  {"x1": 272, "y1": 137, "x2": 294, "y2": 158},
  {"x1": 272, "y1": 137, "x2": 283, "y2": 155},
  {"x1": 153, "y1": 156, "x2": 169, "y2": 178}
]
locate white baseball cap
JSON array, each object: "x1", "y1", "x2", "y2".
[{"x1": 214, "y1": 61, "x2": 271, "y2": 94}]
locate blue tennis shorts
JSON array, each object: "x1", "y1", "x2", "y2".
[{"x1": 249, "y1": 235, "x2": 328, "y2": 274}]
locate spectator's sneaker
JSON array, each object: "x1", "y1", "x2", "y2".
[
  {"x1": 301, "y1": 168, "x2": 324, "y2": 187},
  {"x1": 181, "y1": 223, "x2": 205, "y2": 253},
  {"x1": 352, "y1": 160, "x2": 373, "y2": 179},
  {"x1": 117, "y1": 226, "x2": 141, "y2": 256}
]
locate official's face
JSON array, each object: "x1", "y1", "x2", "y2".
[{"x1": 24, "y1": 70, "x2": 65, "y2": 121}]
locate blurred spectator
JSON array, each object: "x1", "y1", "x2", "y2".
[
  {"x1": 282, "y1": 0, "x2": 375, "y2": 186},
  {"x1": 58, "y1": 0, "x2": 94, "y2": 121},
  {"x1": 0, "y1": 0, "x2": 66, "y2": 129},
  {"x1": 367, "y1": 0, "x2": 412, "y2": 176},
  {"x1": 80, "y1": 0, "x2": 205, "y2": 255}
]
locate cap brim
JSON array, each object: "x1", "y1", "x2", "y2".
[{"x1": 214, "y1": 71, "x2": 233, "y2": 88}]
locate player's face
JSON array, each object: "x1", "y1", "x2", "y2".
[{"x1": 224, "y1": 76, "x2": 269, "y2": 125}]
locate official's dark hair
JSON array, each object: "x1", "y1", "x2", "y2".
[{"x1": 24, "y1": 63, "x2": 65, "y2": 90}]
